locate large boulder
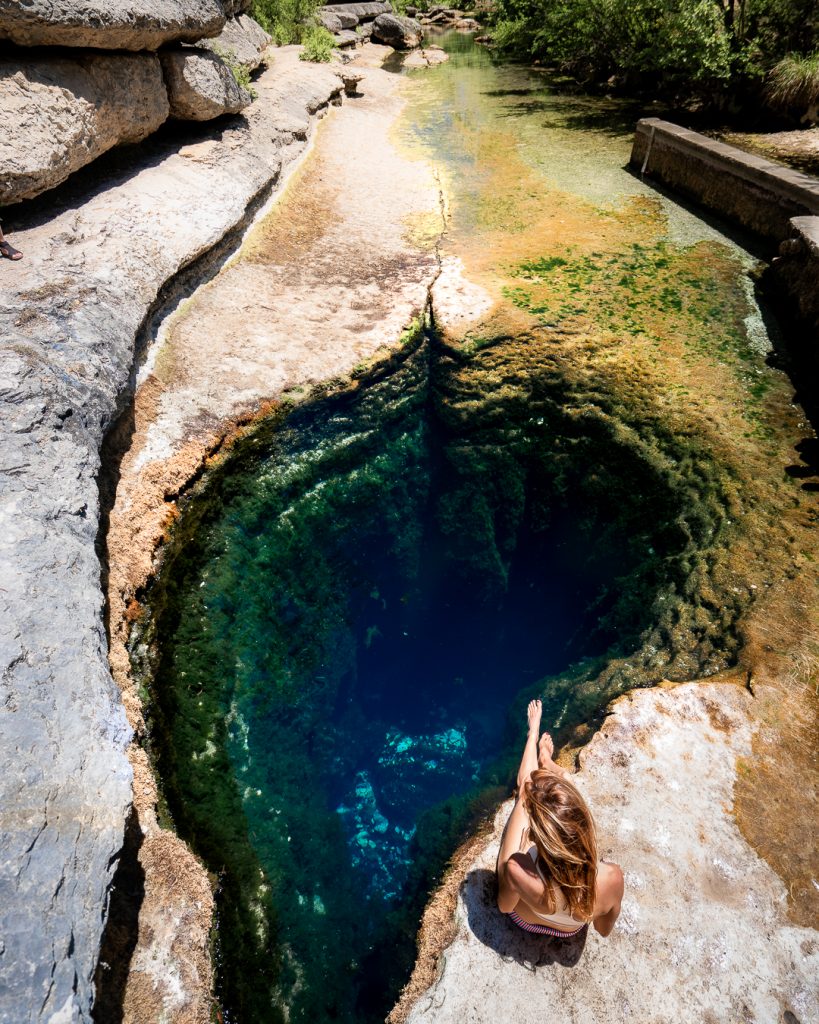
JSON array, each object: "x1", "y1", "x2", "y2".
[
  {"x1": 223, "y1": 0, "x2": 252, "y2": 13},
  {"x1": 198, "y1": 13, "x2": 272, "y2": 72},
  {"x1": 371, "y1": 12, "x2": 422, "y2": 48},
  {"x1": 317, "y1": 9, "x2": 344, "y2": 31},
  {"x1": 317, "y1": 7, "x2": 359, "y2": 29},
  {"x1": 321, "y1": 2, "x2": 390, "y2": 19},
  {"x1": 0, "y1": 53, "x2": 169, "y2": 206},
  {"x1": 160, "y1": 48, "x2": 251, "y2": 120},
  {"x1": 0, "y1": 0, "x2": 226, "y2": 51}
]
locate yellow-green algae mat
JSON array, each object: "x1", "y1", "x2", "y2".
[{"x1": 393, "y1": 37, "x2": 818, "y2": 941}]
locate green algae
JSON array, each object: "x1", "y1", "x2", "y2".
[{"x1": 503, "y1": 238, "x2": 775, "y2": 428}]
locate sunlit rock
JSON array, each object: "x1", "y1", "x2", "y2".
[
  {"x1": 160, "y1": 48, "x2": 252, "y2": 121},
  {"x1": 0, "y1": 0, "x2": 225, "y2": 50},
  {"x1": 0, "y1": 53, "x2": 168, "y2": 204}
]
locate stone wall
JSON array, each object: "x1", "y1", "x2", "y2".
[
  {"x1": 630, "y1": 117, "x2": 819, "y2": 243},
  {"x1": 774, "y1": 216, "x2": 819, "y2": 338}
]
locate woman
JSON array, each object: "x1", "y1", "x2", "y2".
[{"x1": 496, "y1": 699, "x2": 623, "y2": 938}]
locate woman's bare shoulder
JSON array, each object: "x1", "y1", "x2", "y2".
[{"x1": 596, "y1": 861, "x2": 624, "y2": 899}]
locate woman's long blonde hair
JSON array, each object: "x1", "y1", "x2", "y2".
[{"x1": 522, "y1": 769, "x2": 598, "y2": 921}]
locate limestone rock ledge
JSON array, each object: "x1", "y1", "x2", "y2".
[
  {"x1": 396, "y1": 682, "x2": 819, "y2": 1024},
  {"x1": 0, "y1": 0, "x2": 226, "y2": 50},
  {"x1": 161, "y1": 47, "x2": 251, "y2": 120},
  {"x1": 0, "y1": 50, "x2": 346, "y2": 1023},
  {"x1": 0, "y1": 53, "x2": 170, "y2": 205},
  {"x1": 198, "y1": 12, "x2": 272, "y2": 72}
]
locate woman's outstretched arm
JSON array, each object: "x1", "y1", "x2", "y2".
[{"x1": 497, "y1": 699, "x2": 542, "y2": 913}]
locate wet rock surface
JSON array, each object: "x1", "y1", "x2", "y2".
[
  {"x1": 402, "y1": 46, "x2": 449, "y2": 68},
  {"x1": 0, "y1": 0, "x2": 226, "y2": 50},
  {"x1": 0, "y1": 52, "x2": 169, "y2": 205},
  {"x1": 161, "y1": 47, "x2": 252, "y2": 120},
  {"x1": 0, "y1": 49, "x2": 346, "y2": 1024}
]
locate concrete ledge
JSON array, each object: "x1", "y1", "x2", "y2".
[
  {"x1": 771, "y1": 215, "x2": 819, "y2": 353},
  {"x1": 630, "y1": 117, "x2": 819, "y2": 242}
]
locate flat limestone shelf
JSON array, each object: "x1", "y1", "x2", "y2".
[
  {"x1": 0, "y1": 48, "x2": 347, "y2": 1023},
  {"x1": 397, "y1": 680, "x2": 819, "y2": 1024}
]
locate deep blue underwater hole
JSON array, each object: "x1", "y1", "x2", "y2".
[{"x1": 139, "y1": 328, "x2": 733, "y2": 1023}]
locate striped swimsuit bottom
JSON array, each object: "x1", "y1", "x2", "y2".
[{"x1": 507, "y1": 910, "x2": 586, "y2": 938}]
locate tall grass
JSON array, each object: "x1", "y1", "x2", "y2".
[{"x1": 765, "y1": 52, "x2": 819, "y2": 111}]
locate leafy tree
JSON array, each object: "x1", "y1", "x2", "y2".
[
  {"x1": 490, "y1": 0, "x2": 819, "y2": 111},
  {"x1": 252, "y1": 0, "x2": 319, "y2": 44}
]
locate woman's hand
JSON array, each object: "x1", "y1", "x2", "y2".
[{"x1": 517, "y1": 700, "x2": 543, "y2": 790}]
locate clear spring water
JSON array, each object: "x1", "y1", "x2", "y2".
[{"x1": 142, "y1": 30, "x2": 783, "y2": 1024}]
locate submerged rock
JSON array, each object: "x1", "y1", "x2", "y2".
[
  {"x1": 0, "y1": 53, "x2": 169, "y2": 205},
  {"x1": 402, "y1": 46, "x2": 450, "y2": 68},
  {"x1": 372, "y1": 12, "x2": 423, "y2": 48},
  {"x1": 160, "y1": 48, "x2": 252, "y2": 120},
  {"x1": 0, "y1": 0, "x2": 226, "y2": 50}
]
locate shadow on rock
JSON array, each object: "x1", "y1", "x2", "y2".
[
  {"x1": 91, "y1": 807, "x2": 145, "y2": 1023},
  {"x1": 461, "y1": 868, "x2": 587, "y2": 968}
]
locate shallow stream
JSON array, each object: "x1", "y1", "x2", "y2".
[{"x1": 137, "y1": 31, "x2": 800, "y2": 1024}]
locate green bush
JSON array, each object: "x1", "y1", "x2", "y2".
[
  {"x1": 488, "y1": 0, "x2": 819, "y2": 107},
  {"x1": 392, "y1": 0, "x2": 430, "y2": 14},
  {"x1": 251, "y1": 0, "x2": 319, "y2": 44},
  {"x1": 299, "y1": 24, "x2": 336, "y2": 62}
]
